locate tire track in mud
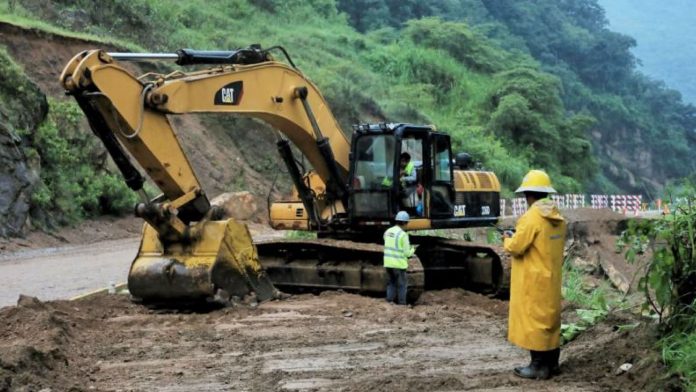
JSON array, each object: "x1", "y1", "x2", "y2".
[{"x1": 83, "y1": 293, "x2": 600, "y2": 392}]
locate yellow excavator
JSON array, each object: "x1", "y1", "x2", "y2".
[{"x1": 59, "y1": 45, "x2": 507, "y2": 304}]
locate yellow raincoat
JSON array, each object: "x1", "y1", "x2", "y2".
[{"x1": 504, "y1": 198, "x2": 566, "y2": 351}]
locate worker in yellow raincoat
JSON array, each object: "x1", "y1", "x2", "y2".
[{"x1": 503, "y1": 170, "x2": 566, "y2": 380}]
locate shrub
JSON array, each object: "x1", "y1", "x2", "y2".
[{"x1": 28, "y1": 98, "x2": 137, "y2": 227}]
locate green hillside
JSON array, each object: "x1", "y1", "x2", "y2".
[{"x1": 0, "y1": 0, "x2": 694, "y2": 225}]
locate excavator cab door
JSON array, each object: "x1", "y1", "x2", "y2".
[
  {"x1": 396, "y1": 129, "x2": 427, "y2": 218},
  {"x1": 426, "y1": 132, "x2": 455, "y2": 218}
]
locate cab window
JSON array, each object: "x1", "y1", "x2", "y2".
[
  {"x1": 352, "y1": 134, "x2": 395, "y2": 190},
  {"x1": 433, "y1": 136, "x2": 452, "y2": 182}
]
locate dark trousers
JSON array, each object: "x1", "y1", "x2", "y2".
[{"x1": 385, "y1": 267, "x2": 408, "y2": 305}]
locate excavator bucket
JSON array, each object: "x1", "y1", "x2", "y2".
[{"x1": 128, "y1": 219, "x2": 277, "y2": 304}]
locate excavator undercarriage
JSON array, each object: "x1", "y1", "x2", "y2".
[{"x1": 256, "y1": 237, "x2": 510, "y2": 301}]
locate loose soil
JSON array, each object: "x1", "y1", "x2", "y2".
[
  {"x1": 1, "y1": 204, "x2": 672, "y2": 391},
  {"x1": 0, "y1": 290, "x2": 671, "y2": 392}
]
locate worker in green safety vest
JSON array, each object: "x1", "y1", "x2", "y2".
[
  {"x1": 399, "y1": 152, "x2": 416, "y2": 185},
  {"x1": 381, "y1": 152, "x2": 416, "y2": 189},
  {"x1": 383, "y1": 211, "x2": 415, "y2": 305}
]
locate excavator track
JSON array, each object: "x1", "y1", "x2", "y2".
[
  {"x1": 410, "y1": 236, "x2": 510, "y2": 298},
  {"x1": 255, "y1": 239, "x2": 424, "y2": 303},
  {"x1": 255, "y1": 237, "x2": 510, "y2": 303}
]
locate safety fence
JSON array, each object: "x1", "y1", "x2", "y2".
[{"x1": 500, "y1": 194, "x2": 648, "y2": 218}]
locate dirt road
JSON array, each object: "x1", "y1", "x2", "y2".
[
  {"x1": 0, "y1": 238, "x2": 139, "y2": 307},
  {"x1": 0, "y1": 220, "x2": 282, "y2": 308}
]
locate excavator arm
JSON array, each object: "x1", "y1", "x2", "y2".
[{"x1": 59, "y1": 46, "x2": 355, "y2": 303}]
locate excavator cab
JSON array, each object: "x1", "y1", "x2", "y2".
[{"x1": 348, "y1": 124, "x2": 457, "y2": 228}]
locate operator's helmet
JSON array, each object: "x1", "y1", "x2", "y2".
[
  {"x1": 515, "y1": 169, "x2": 557, "y2": 193},
  {"x1": 395, "y1": 211, "x2": 410, "y2": 222}
]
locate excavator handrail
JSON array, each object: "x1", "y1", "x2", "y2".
[
  {"x1": 107, "y1": 52, "x2": 179, "y2": 61},
  {"x1": 107, "y1": 46, "x2": 298, "y2": 67}
]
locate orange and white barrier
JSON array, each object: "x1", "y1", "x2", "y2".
[
  {"x1": 511, "y1": 198, "x2": 528, "y2": 217},
  {"x1": 502, "y1": 194, "x2": 646, "y2": 217},
  {"x1": 591, "y1": 194, "x2": 609, "y2": 209},
  {"x1": 552, "y1": 194, "x2": 585, "y2": 209},
  {"x1": 608, "y1": 194, "x2": 642, "y2": 215}
]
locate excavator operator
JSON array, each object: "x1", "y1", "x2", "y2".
[
  {"x1": 399, "y1": 152, "x2": 423, "y2": 215},
  {"x1": 399, "y1": 152, "x2": 416, "y2": 185}
]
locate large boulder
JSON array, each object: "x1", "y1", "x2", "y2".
[{"x1": 210, "y1": 191, "x2": 259, "y2": 221}]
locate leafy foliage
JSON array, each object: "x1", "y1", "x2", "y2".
[
  {"x1": 560, "y1": 259, "x2": 611, "y2": 344},
  {"x1": 337, "y1": 0, "x2": 696, "y2": 193},
  {"x1": 618, "y1": 188, "x2": 696, "y2": 328},
  {"x1": 3, "y1": 0, "x2": 605, "y2": 193},
  {"x1": 26, "y1": 99, "x2": 138, "y2": 227},
  {"x1": 487, "y1": 68, "x2": 597, "y2": 189},
  {"x1": 3, "y1": 0, "x2": 694, "y2": 218},
  {"x1": 475, "y1": 0, "x2": 696, "y2": 192},
  {"x1": 403, "y1": 18, "x2": 514, "y2": 73},
  {"x1": 0, "y1": 46, "x2": 47, "y2": 135}
]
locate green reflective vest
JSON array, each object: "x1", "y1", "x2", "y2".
[
  {"x1": 401, "y1": 161, "x2": 416, "y2": 185},
  {"x1": 404, "y1": 161, "x2": 415, "y2": 175},
  {"x1": 383, "y1": 225, "x2": 415, "y2": 269}
]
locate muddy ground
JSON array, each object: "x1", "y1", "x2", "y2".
[
  {"x1": 0, "y1": 208, "x2": 676, "y2": 391},
  {"x1": 0, "y1": 289, "x2": 672, "y2": 392}
]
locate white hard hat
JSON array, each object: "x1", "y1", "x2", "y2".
[{"x1": 395, "y1": 211, "x2": 410, "y2": 222}]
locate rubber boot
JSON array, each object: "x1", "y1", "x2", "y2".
[
  {"x1": 547, "y1": 347, "x2": 561, "y2": 375},
  {"x1": 513, "y1": 351, "x2": 533, "y2": 377},
  {"x1": 513, "y1": 351, "x2": 550, "y2": 380}
]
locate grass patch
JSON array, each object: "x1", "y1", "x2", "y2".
[
  {"x1": 662, "y1": 331, "x2": 696, "y2": 390},
  {"x1": 0, "y1": 13, "x2": 144, "y2": 51},
  {"x1": 560, "y1": 259, "x2": 622, "y2": 344}
]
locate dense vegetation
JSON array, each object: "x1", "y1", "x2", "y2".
[
  {"x1": 337, "y1": 0, "x2": 696, "y2": 194},
  {"x1": 25, "y1": 98, "x2": 137, "y2": 227},
  {"x1": 619, "y1": 186, "x2": 696, "y2": 388},
  {"x1": 0, "y1": 47, "x2": 135, "y2": 229},
  {"x1": 1, "y1": 0, "x2": 694, "y2": 222},
  {"x1": 2, "y1": 1, "x2": 695, "y2": 387}
]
